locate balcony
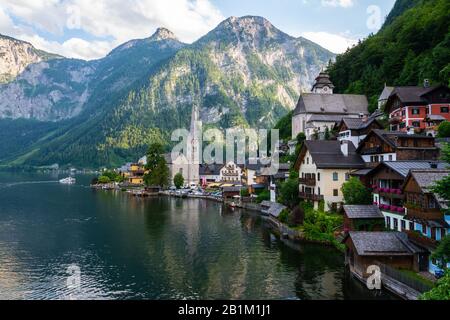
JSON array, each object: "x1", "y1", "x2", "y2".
[
  {"x1": 404, "y1": 203, "x2": 443, "y2": 220},
  {"x1": 360, "y1": 146, "x2": 382, "y2": 155},
  {"x1": 373, "y1": 187, "x2": 405, "y2": 200},
  {"x1": 377, "y1": 204, "x2": 405, "y2": 215},
  {"x1": 299, "y1": 192, "x2": 324, "y2": 201},
  {"x1": 299, "y1": 177, "x2": 316, "y2": 186}
]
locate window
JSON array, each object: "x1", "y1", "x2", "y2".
[
  {"x1": 386, "y1": 217, "x2": 390, "y2": 228},
  {"x1": 307, "y1": 157, "x2": 309, "y2": 165},
  {"x1": 318, "y1": 173, "x2": 321, "y2": 181},
  {"x1": 318, "y1": 187, "x2": 321, "y2": 195},
  {"x1": 333, "y1": 172, "x2": 338, "y2": 181},
  {"x1": 412, "y1": 108, "x2": 420, "y2": 115},
  {"x1": 401, "y1": 220, "x2": 406, "y2": 231},
  {"x1": 412, "y1": 121, "x2": 420, "y2": 128},
  {"x1": 333, "y1": 189, "x2": 339, "y2": 197},
  {"x1": 345, "y1": 173, "x2": 350, "y2": 181},
  {"x1": 441, "y1": 107, "x2": 449, "y2": 113},
  {"x1": 389, "y1": 155, "x2": 393, "y2": 161},
  {"x1": 393, "y1": 218, "x2": 398, "y2": 230}
]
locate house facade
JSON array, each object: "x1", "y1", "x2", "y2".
[
  {"x1": 356, "y1": 129, "x2": 439, "y2": 167},
  {"x1": 295, "y1": 140, "x2": 366, "y2": 211},
  {"x1": 385, "y1": 84, "x2": 450, "y2": 133},
  {"x1": 402, "y1": 170, "x2": 450, "y2": 275},
  {"x1": 366, "y1": 161, "x2": 446, "y2": 233},
  {"x1": 219, "y1": 161, "x2": 242, "y2": 184},
  {"x1": 336, "y1": 117, "x2": 383, "y2": 148},
  {"x1": 292, "y1": 71, "x2": 369, "y2": 140}
]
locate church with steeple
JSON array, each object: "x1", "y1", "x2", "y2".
[
  {"x1": 292, "y1": 70, "x2": 369, "y2": 140},
  {"x1": 186, "y1": 104, "x2": 201, "y2": 186}
]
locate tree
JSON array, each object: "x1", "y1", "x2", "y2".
[
  {"x1": 438, "y1": 122, "x2": 450, "y2": 138},
  {"x1": 431, "y1": 235, "x2": 450, "y2": 269},
  {"x1": 143, "y1": 143, "x2": 169, "y2": 187},
  {"x1": 421, "y1": 270, "x2": 450, "y2": 300},
  {"x1": 279, "y1": 170, "x2": 300, "y2": 209},
  {"x1": 174, "y1": 173, "x2": 184, "y2": 189},
  {"x1": 341, "y1": 177, "x2": 372, "y2": 205},
  {"x1": 324, "y1": 127, "x2": 331, "y2": 140},
  {"x1": 98, "y1": 175, "x2": 111, "y2": 184}
]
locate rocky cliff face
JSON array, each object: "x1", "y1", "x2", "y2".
[
  {"x1": 0, "y1": 16, "x2": 335, "y2": 167},
  {"x1": 0, "y1": 34, "x2": 60, "y2": 84}
]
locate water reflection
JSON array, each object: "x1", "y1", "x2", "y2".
[{"x1": 0, "y1": 173, "x2": 394, "y2": 300}]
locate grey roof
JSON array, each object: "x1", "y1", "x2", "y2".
[
  {"x1": 425, "y1": 115, "x2": 446, "y2": 121},
  {"x1": 294, "y1": 93, "x2": 369, "y2": 116},
  {"x1": 410, "y1": 170, "x2": 450, "y2": 190},
  {"x1": 390, "y1": 86, "x2": 443, "y2": 104},
  {"x1": 222, "y1": 186, "x2": 241, "y2": 193},
  {"x1": 304, "y1": 140, "x2": 366, "y2": 169},
  {"x1": 348, "y1": 232, "x2": 424, "y2": 256},
  {"x1": 357, "y1": 129, "x2": 437, "y2": 152},
  {"x1": 379, "y1": 86, "x2": 394, "y2": 101},
  {"x1": 344, "y1": 205, "x2": 384, "y2": 219},
  {"x1": 381, "y1": 161, "x2": 447, "y2": 178},
  {"x1": 351, "y1": 169, "x2": 372, "y2": 176},
  {"x1": 200, "y1": 164, "x2": 221, "y2": 175},
  {"x1": 308, "y1": 114, "x2": 348, "y2": 123},
  {"x1": 340, "y1": 117, "x2": 382, "y2": 131},
  {"x1": 312, "y1": 72, "x2": 335, "y2": 91},
  {"x1": 260, "y1": 201, "x2": 287, "y2": 218}
]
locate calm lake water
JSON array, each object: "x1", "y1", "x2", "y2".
[{"x1": 0, "y1": 172, "x2": 394, "y2": 300}]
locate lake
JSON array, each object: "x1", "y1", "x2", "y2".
[{"x1": 0, "y1": 172, "x2": 394, "y2": 300}]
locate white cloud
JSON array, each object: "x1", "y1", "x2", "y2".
[
  {"x1": 301, "y1": 31, "x2": 359, "y2": 54},
  {"x1": 0, "y1": 0, "x2": 224, "y2": 60},
  {"x1": 321, "y1": 0, "x2": 355, "y2": 8}
]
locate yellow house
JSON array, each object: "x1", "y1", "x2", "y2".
[
  {"x1": 129, "y1": 177, "x2": 144, "y2": 185},
  {"x1": 295, "y1": 140, "x2": 366, "y2": 212}
]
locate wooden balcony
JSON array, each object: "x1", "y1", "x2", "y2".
[
  {"x1": 404, "y1": 204, "x2": 443, "y2": 220},
  {"x1": 389, "y1": 116, "x2": 403, "y2": 125},
  {"x1": 299, "y1": 192, "x2": 324, "y2": 202},
  {"x1": 299, "y1": 177, "x2": 316, "y2": 187}
]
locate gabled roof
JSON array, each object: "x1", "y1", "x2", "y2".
[
  {"x1": 379, "y1": 86, "x2": 394, "y2": 101},
  {"x1": 385, "y1": 85, "x2": 450, "y2": 113},
  {"x1": 338, "y1": 117, "x2": 383, "y2": 131},
  {"x1": 356, "y1": 129, "x2": 437, "y2": 153},
  {"x1": 294, "y1": 93, "x2": 369, "y2": 116},
  {"x1": 296, "y1": 140, "x2": 365, "y2": 170},
  {"x1": 347, "y1": 232, "x2": 425, "y2": 256},
  {"x1": 344, "y1": 205, "x2": 384, "y2": 219},
  {"x1": 404, "y1": 169, "x2": 450, "y2": 210},
  {"x1": 368, "y1": 161, "x2": 447, "y2": 178}
]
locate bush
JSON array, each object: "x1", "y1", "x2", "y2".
[
  {"x1": 438, "y1": 122, "x2": 450, "y2": 138},
  {"x1": 174, "y1": 173, "x2": 184, "y2": 189},
  {"x1": 256, "y1": 189, "x2": 270, "y2": 203},
  {"x1": 278, "y1": 209, "x2": 290, "y2": 224},
  {"x1": 341, "y1": 177, "x2": 372, "y2": 205}
]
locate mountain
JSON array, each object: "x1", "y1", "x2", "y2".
[
  {"x1": 0, "y1": 34, "x2": 61, "y2": 84},
  {"x1": 0, "y1": 16, "x2": 334, "y2": 168},
  {"x1": 328, "y1": 0, "x2": 450, "y2": 112}
]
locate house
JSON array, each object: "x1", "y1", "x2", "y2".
[
  {"x1": 126, "y1": 163, "x2": 147, "y2": 185},
  {"x1": 222, "y1": 186, "x2": 241, "y2": 201},
  {"x1": 199, "y1": 164, "x2": 221, "y2": 187},
  {"x1": 402, "y1": 169, "x2": 450, "y2": 275},
  {"x1": 336, "y1": 116, "x2": 384, "y2": 148},
  {"x1": 295, "y1": 140, "x2": 366, "y2": 211},
  {"x1": 384, "y1": 83, "x2": 450, "y2": 133},
  {"x1": 356, "y1": 129, "x2": 439, "y2": 167},
  {"x1": 219, "y1": 161, "x2": 243, "y2": 184},
  {"x1": 366, "y1": 161, "x2": 446, "y2": 232},
  {"x1": 378, "y1": 85, "x2": 394, "y2": 110},
  {"x1": 292, "y1": 71, "x2": 369, "y2": 140},
  {"x1": 344, "y1": 232, "x2": 430, "y2": 276},
  {"x1": 343, "y1": 205, "x2": 385, "y2": 232}
]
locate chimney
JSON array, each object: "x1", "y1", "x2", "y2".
[
  {"x1": 424, "y1": 79, "x2": 430, "y2": 88},
  {"x1": 341, "y1": 141, "x2": 349, "y2": 157},
  {"x1": 362, "y1": 114, "x2": 369, "y2": 123}
]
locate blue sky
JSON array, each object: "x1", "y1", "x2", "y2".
[{"x1": 0, "y1": 0, "x2": 396, "y2": 59}]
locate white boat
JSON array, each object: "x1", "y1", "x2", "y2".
[{"x1": 59, "y1": 177, "x2": 76, "y2": 185}]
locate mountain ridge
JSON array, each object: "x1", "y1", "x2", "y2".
[{"x1": 0, "y1": 16, "x2": 335, "y2": 168}]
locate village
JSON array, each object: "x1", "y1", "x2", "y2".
[{"x1": 92, "y1": 71, "x2": 450, "y2": 300}]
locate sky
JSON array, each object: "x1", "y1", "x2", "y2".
[{"x1": 0, "y1": 0, "x2": 396, "y2": 60}]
